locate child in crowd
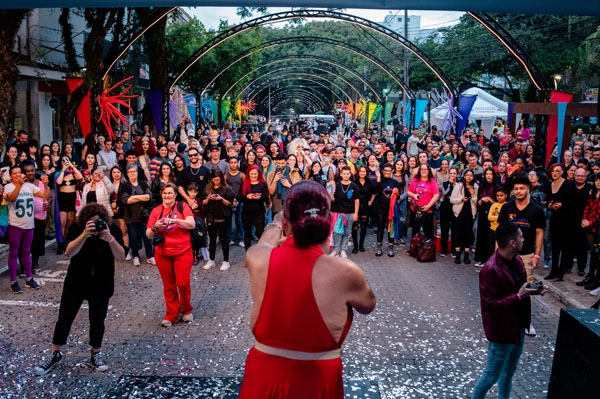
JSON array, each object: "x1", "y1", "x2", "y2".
[
  {"x1": 488, "y1": 188, "x2": 507, "y2": 247},
  {"x1": 186, "y1": 183, "x2": 209, "y2": 265}
]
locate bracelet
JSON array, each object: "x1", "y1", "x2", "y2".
[
  {"x1": 82, "y1": 231, "x2": 89, "y2": 239},
  {"x1": 108, "y1": 236, "x2": 115, "y2": 243},
  {"x1": 533, "y1": 254, "x2": 540, "y2": 259}
]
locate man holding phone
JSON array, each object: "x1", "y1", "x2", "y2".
[{"x1": 472, "y1": 222, "x2": 546, "y2": 399}]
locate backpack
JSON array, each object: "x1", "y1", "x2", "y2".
[{"x1": 175, "y1": 202, "x2": 207, "y2": 250}]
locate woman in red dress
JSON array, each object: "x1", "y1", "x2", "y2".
[{"x1": 240, "y1": 180, "x2": 376, "y2": 398}]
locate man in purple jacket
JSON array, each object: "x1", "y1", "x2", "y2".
[{"x1": 472, "y1": 222, "x2": 546, "y2": 399}]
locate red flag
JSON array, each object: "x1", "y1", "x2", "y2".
[
  {"x1": 546, "y1": 91, "x2": 573, "y2": 165},
  {"x1": 65, "y1": 77, "x2": 92, "y2": 137}
]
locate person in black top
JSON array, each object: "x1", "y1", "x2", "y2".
[
  {"x1": 329, "y1": 166, "x2": 359, "y2": 258},
  {"x1": 439, "y1": 167, "x2": 458, "y2": 257},
  {"x1": 375, "y1": 163, "x2": 402, "y2": 257},
  {"x1": 353, "y1": 165, "x2": 376, "y2": 253},
  {"x1": 573, "y1": 167, "x2": 593, "y2": 276},
  {"x1": 34, "y1": 203, "x2": 125, "y2": 375},
  {"x1": 178, "y1": 147, "x2": 211, "y2": 209}
]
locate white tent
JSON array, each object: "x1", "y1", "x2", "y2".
[{"x1": 430, "y1": 87, "x2": 508, "y2": 137}]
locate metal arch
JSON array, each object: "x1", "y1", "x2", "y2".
[
  {"x1": 228, "y1": 64, "x2": 366, "y2": 102},
  {"x1": 243, "y1": 72, "x2": 357, "y2": 102},
  {"x1": 242, "y1": 66, "x2": 363, "y2": 102},
  {"x1": 263, "y1": 89, "x2": 328, "y2": 110},
  {"x1": 263, "y1": 91, "x2": 325, "y2": 109},
  {"x1": 167, "y1": 9, "x2": 456, "y2": 95},
  {"x1": 248, "y1": 76, "x2": 350, "y2": 103},
  {"x1": 225, "y1": 57, "x2": 382, "y2": 101},
  {"x1": 198, "y1": 36, "x2": 413, "y2": 98},
  {"x1": 262, "y1": 86, "x2": 332, "y2": 109},
  {"x1": 467, "y1": 12, "x2": 550, "y2": 91},
  {"x1": 101, "y1": 7, "x2": 176, "y2": 80},
  {"x1": 270, "y1": 96, "x2": 319, "y2": 113}
]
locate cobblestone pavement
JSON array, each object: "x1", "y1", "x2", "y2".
[{"x1": 0, "y1": 235, "x2": 569, "y2": 398}]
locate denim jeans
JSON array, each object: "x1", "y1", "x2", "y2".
[
  {"x1": 332, "y1": 213, "x2": 354, "y2": 253},
  {"x1": 127, "y1": 221, "x2": 153, "y2": 259},
  {"x1": 228, "y1": 203, "x2": 244, "y2": 244},
  {"x1": 472, "y1": 329, "x2": 525, "y2": 399}
]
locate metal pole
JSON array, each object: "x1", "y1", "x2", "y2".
[
  {"x1": 268, "y1": 84, "x2": 271, "y2": 123},
  {"x1": 403, "y1": 9, "x2": 409, "y2": 104}
]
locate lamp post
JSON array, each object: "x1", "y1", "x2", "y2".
[
  {"x1": 381, "y1": 87, "x2": 390, "y2": 134},
  {"x1": 553, "y1": 74, "x2": 562, "y2": 91}
]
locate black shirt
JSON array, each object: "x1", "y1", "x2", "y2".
[
  {"x1": 331, "y1": 181, "x2": 360, "y2": 214},
  {"x1": 376, "y1": 177, "x2": 402, "y2": 212},
  {"x1": 177, "y1": 165, "x2": 211, "y2": 195},
  {"x1": 498, "y1": 200, "x2": 546, "y2": 255}
]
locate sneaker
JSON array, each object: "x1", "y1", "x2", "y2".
[
  {"x1": 229, "y1": 241, "x2": 235, "y2": 245},
  {"x1": 328, "y1": 251, "x2": 338, "y2": 257},
  {"x1": 125, "y1": 252, "x2": 132, "y2": 261},
  {"x1": 238, "y1": 242, "x2": 245, "y2": 248},
  {"x1": 146, "y1": 257, "x2": 156, "y2": 265},
  {"x1": 182, "y1": 313, "x2": 193, "y2": 323},
  {"x1": 25, "y1": 278, "x2": 41, "y2": 290},
  {"x1": 10, "y1": 281, "x2": 23, "y2": 294},
  {"x1": 399, "y1": 238, "x2": 406, "y2": 245},
  {"x1": 375, "y1": 246, "x2": 383, "y2": 257},
  {"x1": 543, "y1": 264, "x2": 550, "y2": 269},
  {"x1": 33, "y1": 268, "x2": 41, "y2": 275},
  {"x1": 203, "y1": 260, "x2": 215, "y2": 270},
  {"x1": 90, "y1": 351, "x2": 108, "y2": 372},
  {"x1": 35, "y1": 351, "x2": 63, "y2": 375},
  {"x1": 339, "y1": 251, "x2": 348, "y2": 258},
  {"x1": 387, "y1": 246, "x2": 395, "y2": 257},
  {"x1": 474, "y1": 262, "x2": 484, "y2": 267},
  {"x1": 133, "y1": 257, "x2": 140, "y2": 267},
  {"x1": 439, "y1": 252, "x2": 447, "y2": 257},
  {"x1": 219, "y1": 261, "x2": 231, "y2": 271},
  {"x1": 525, "y1": 325, "x2": 537, "y2": 337},
  {"x1": 589, "y1": 286, "x2": 600, "y2": 296},
  {"x1": 19, "y1": 272, "x2": 26, "y2": 278},
  {"x1": 160, "y1": 319, "x2": 173, "y2": 327}
]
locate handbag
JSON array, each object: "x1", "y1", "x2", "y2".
[
  {"x1": 333, "y1": 214, "x2": 345, "y2": 234},
  {"x1": 409, "y1": 233, "x2": 425, "y2": 258},
  {"x1": 417, "y1": 238, "x2": 436, "y2": 263}
]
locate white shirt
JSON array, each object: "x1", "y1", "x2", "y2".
[{"x1": 4, "y1": 182, "x2": 40, "y2": 229}]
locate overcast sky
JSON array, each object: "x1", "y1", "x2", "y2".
[{"x1": 184, "y1": 7, "x2": 463, "y2": 30}]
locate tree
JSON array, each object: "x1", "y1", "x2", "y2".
[{"x1": 0, "y1": 9, "x2": 30, "y2": 151}]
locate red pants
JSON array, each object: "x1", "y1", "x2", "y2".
[{"x1": 155, "y1": 249, "x2": 194, "y2": 322}]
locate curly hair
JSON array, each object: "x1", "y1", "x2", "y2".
[
  {"x1": 76, "y1": 203, "x2": 111, "y2": 226},
  {"x1": 134, "y1": 137, "x2": 157, "y2": 158}
]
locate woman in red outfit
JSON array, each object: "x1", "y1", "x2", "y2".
[
  {"x1": 145, "y1": 183, "x2": 196, "y2": 327},
  {"x1": 240, "y1": 180, "x2": 376, "y2": 398}
]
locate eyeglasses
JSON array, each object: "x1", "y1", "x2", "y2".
[{"x1": 188, "y1": 153, "x2": 199, "y2": 157}]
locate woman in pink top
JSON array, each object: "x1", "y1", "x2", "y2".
[{"x1": 407, "y1": 163, "x2": 440, "y2": 239}]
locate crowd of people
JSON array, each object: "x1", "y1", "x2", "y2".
[{"x1": 3, "y1": 114, "x2": 599, "y2": 378}]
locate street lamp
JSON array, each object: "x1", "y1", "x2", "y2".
[{"x1": 552, "y1": 74, "x2": 562, "y2": 90}]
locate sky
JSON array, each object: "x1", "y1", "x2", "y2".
[{"x1": 184, "y1": 7, "x2": 464, "y2": 31}]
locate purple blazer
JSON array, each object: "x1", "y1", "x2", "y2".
[{"x1": 479, "y1": 251, "x2": 531, "y2": 345}]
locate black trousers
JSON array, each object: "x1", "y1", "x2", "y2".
[
  {"x1": 410, "y1": 208, "x2": 435, "y2": 239},
  {"x1": 52, "y1": 286, "x2": 110, "y2": 349},
  {"x1": 242, "y1": 209, "x2": 265, "y2": 250},
  {"x1": 376, "y1": 211, "x2": 394, "y2": 244},
  {"x1": 575, "y1": 226, "x2": 589, "y2": 272},
  {"x1": 439, "y1": 203, "x2": 454, "y2": 253},
  {"x1": 208, "y1": 218, "x2": 230, "y2": 262}
]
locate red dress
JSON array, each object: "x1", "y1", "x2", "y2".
[{"x1": 239, "y1": 236, "x2": 353, "y2": 398}]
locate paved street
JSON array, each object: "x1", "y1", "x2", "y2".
[{"x1": 0, "y1": 235, "x2": 565, "y2": 398}]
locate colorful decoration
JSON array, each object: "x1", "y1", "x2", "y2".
[
  {"x1": 168, "y1": 90, "x2": 190, "y2": 130},
  {"x1": 234, "y1": 100, "x2": 257, "y2": 124},
  {"x1": 200, "y1": 97, "x2": 217, "y2": 122},
  {"x1": 96, "y1": 76, "x2": 137, "y2": 140},
  {"x1": 65, "y1": 77, "x2": 92, "y2": 137},
  {"x1": 434, "y1": 88, "x2": 462, "y2": 136}
]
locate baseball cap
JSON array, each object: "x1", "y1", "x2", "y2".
[{"x1": 209, "y1": 145, "x2": 220, "y2": 152}]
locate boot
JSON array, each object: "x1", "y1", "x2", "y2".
[
  {"x1": 464, "y1": 251, "x2": 471, "y2": 264},
  {"x1": 351, "y1": 229, "x2": 359, "y2": 253},
  {"x1": 585, "y1": 273, "x2": 600, "y2": 290},
  {"x1": 455, "y1": 251, "x2": 462, "y2": 264},
  {"x1": 576, "y1": 274, "x2": 593, "y2": 286},
  {"x1": 359, "y1": 227, "x2": 367, "y2": 252},
  {"x1": 375, "y1": 244, "x2": 383, "y2": 257}
]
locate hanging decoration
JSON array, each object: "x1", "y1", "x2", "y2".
[
  {"x1": 200, "y1": 96, "x2": 217, "y2": 122},
  {"x1": 434, "y1": 88, "x2": 462, "y2": 136},
  {"x1": 368, "y1": 103, "x2": 382, "y2": 126},
  {"x1": 96, "y1": 76, "x2": 137, "y2": 140},
  {"x1": 235, "y1": 100, "x2": 257, "y2": 124},
  {"x1": 168, "y1": 90, "x2": 190, "y2": 130},
  {"x1": 221, "y1": 99, "x2": 232, "y2": 123}
]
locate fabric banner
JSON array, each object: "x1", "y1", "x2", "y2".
[
  {"x1": 507, "y1": 102, "x2": 515, "y2": 128},
  {"x1": 546, "y1": 90, "x2": 574, "y2": 165},
  {"x1": 367, "y1": 102, "x2": 377, "y2": 126},
  {"x1": 65, "y1": 77, "x2": 91, "y2": 137},
  {"x1": 399, "y1": 101, "x2": 411, "y2": 127},
  {"x1": 556, "y1": 102, "x2": 568, "y2": 161},
  {"x1": 146, "y1": 90, "x2": 163, "y2": 133},
  {"x1": 384, "y1": 101, "x2": 394, "y2": 126},
  {"x1": 456, "y1": 94, "x2": 477, "y2": 136},
  {"x1": 184, "y1": 94, "x2": 197, "y2": 129},
  {"x1": 414, "y1": 99, "x2": 429, "y2": 128}
]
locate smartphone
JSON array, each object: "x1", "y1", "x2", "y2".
[
  {"x1": 275, "y1": 167, "x2": 283, "y2": 174},
  {"x1": 526, "y1": 281, "x2": 543, "y2": 290}
]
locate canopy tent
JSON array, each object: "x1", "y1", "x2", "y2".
[{"x1": 430, "y1": 87, "x2": 508, "y2": 136}]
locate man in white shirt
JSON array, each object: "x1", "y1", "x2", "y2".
[{"x1": 96, "y1": 139, "x2": 117, "y2": 172}]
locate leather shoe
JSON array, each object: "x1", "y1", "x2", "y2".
[
  {"x1": 352, "y1": 247, "x2": 359, "y2": 254},
  {"x1": 576, "y1": 275, "x2": 592, "y2": 286},
  {"x1": 544, "y1": 274, "x2": 557, "y2": 280}
]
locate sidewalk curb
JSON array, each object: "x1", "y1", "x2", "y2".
[
  {"x1": 0, "y1": 239, "x2": 57, "y2": 276},
  {"x1": 543, "y1": 281, "x2": 588, "y2": 309}
]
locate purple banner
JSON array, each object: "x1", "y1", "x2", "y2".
[
  {"x1": 457, "y1": 94, "x2": 477, "y2": 136},
  {"x1": 146, "y1": 90, "x2": 163, "y2": 133}
]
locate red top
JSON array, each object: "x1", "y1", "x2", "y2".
[
  {"x1": 253, "y1": 236, "x2": 353, "y2": 352},
  {"x1": 147, "y1": 202, "x2": 193, "y2": 257}
]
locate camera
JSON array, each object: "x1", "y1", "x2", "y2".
[
  {"x1": 94, "y1": 218, "x2": 108, "y2": 231},
  {"x1": 152, "y1": 234, "x2": 165, "y2": 246}
]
